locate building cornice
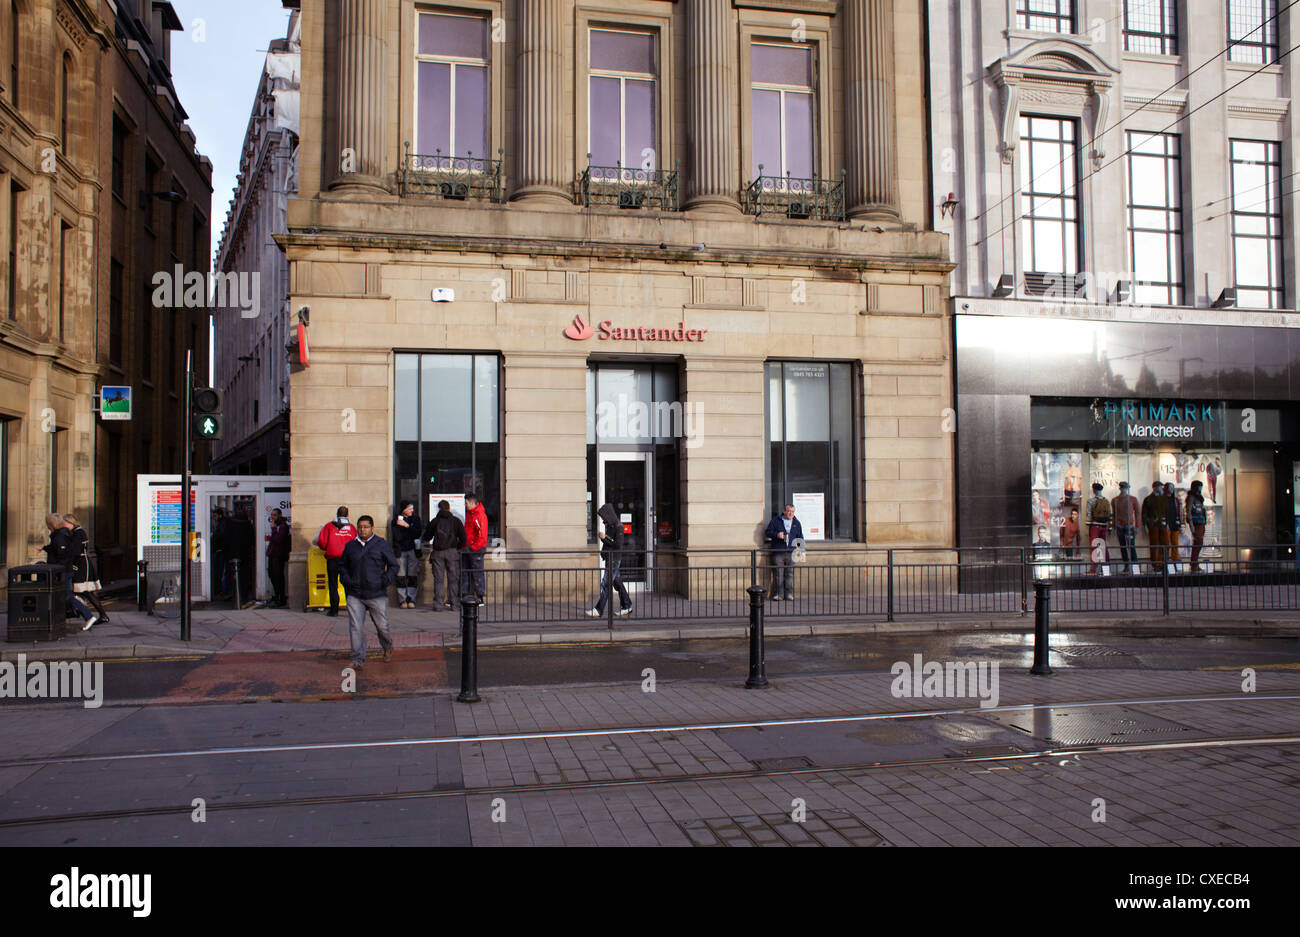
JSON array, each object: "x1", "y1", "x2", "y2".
[{"x1": 955, "y1": 296, "x2": 1300, "y2": 330}]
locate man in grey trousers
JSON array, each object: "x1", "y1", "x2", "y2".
[{"x1": 338, "y1": 515, "x2": 398, "y2": 669}]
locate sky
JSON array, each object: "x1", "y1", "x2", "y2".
[{"x1": 166, "y1": 1, "x2": 295, "y2": 272}]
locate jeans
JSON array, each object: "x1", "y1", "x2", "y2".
[
  {"x1": 770, "y1": 550, "x2": 794, "y2": 598},
  {"x1": 431, "y1": 548, "x2": 459, "y2": 606},
  {"x1": 1114, "y1": 526, "x2": 1136, "y2": 570},
  {"x1": 594, "y1": 555, "x2": 631, "y2": 614},
  {"x1": 396, "y1": 550, "x2": 420, "y2": 603},
  {"x1": 460, "y1": 548, "x2": 486, "y2": 599},
  {"x1": 346, "y1": 594, "x2": 392, "y2": 665},
  {"x1": 64, "y1": 575, "x2": 91, "y2": 622},
  {"x1": 1190, "y1": 524, "x2": 1205, "y2": 569},
  {"x1": 326, "y1": 557, "x2": 344, "y2": 612},
  {"x1": 268, "y1": 556, "x2": 287, "y2": 604}
]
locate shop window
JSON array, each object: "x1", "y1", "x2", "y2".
[
  {"x1": 1230, "y1": 139, "x2": 1283, "y2": 309},
  {"x1": 1019, "y1": 116, "x2": 1080, "y2": 295},
  {"x1": 766, "y1": 361, "x2": 855, "y2": 541},
  {"x1": 1125, "y1": 131, "x2": 1183, "y2": 305},
  {"x1": 750, "y1": 42, "x2": 815, "y2": 182},
  {"x1": 1228, "y1": 0, "x2": 1278, "y2": 64},
  {"x1": 415, "y1": 11, "x2": 489, "y2": 159},
  {"x1": 1124, "y1": 0, "x2": 1177, "y2": 54},
  {"x1": 588, "y1": 28, "x2": 657, "y2": 169},
  {"x1": 393, "y1": 352, "x2": 500, "y2": 539},
  {"x1": 1016, "y1": 0, "x2": 1074, "y2": 33}
]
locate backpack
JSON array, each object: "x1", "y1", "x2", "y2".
[
  {"x1": 431, "y1": 514, "x2": 465, "y2": 551},
  {"x1": 1090, "y1": 497, "x2": 1111, "y2": 523}
]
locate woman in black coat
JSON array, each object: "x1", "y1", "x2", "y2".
[{"x1": 63, "y1": 513, "x2": 109, "y2": 622}]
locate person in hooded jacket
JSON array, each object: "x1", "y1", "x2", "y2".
[
  {"x1": 391, "y1": 500, "x2": 423, "y2": 609},
  {"x1": 421, "y1": 500, "x2": 465, "y2": 609},
  {"x1": 587, "y1": 503, "x2": 632, "y2": 618}
]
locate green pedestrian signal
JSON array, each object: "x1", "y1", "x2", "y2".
[{"x1": 193, "y1": 387, "x2": 223, "y2": 441}]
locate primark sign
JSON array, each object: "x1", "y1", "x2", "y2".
[
  {"x1": 1031, "y1": 399, "x2": 1283, "y2": 446},
  {"x1": 1102, "y1": 400, "x2": 1219, "y2": 441}
]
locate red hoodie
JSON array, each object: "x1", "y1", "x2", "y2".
[
  {"x1": 316, "y1": 519, "x2": 356, "y2": 559},
  {"x1": 463, "y1": 502, "x2": 487, "y2": 552}
]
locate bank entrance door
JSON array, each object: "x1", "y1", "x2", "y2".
[{"x1": 598, "y1": 452, "x2": 652, "y2": 588}]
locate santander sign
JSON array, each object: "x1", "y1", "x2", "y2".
[{"x1": 563, "y1": 312, "x2": 708, "y2": 343}]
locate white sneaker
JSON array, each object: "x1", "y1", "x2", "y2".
[
  {"x1": 617, "y1": 607, "x2": 632, "y2": 617},
  {"x1": 585, "y1": 608, "x2": 602, "y2": 618},
  {"x1": 82, "y1": 614, "x2": 100, "y2": 631}
]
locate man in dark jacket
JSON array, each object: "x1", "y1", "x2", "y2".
[
  {"x1": 210, "y1": 507, "x2": 230, "y2": 599},
  {"x1": 266, "y1": 508, "x2": 291, "y2": 607},
  {"x1": 422, "y1": 500, "x2": 465, "y2": 610},
  {"x1": 339, "y1": 515, "x2": 398, "y2": 669},
  {"x1": 1141, "y1": 482, "x2": 1166, "y2": 570},
  {"x1": 229, "y1": 508, "x2": 256, "y2": 607},
  {"x1": 43, "y1": 513, "x2": 97, "y2": 630},
  {"x1": 587, "y1": 502, "x2": 631, "y2": 618},
  {"x1": 1164, "y1": 482, "x2": 1183, "y2": 566},
  {"x1": 391, "y1": 500, "x2": 423, "y2": 609},
  {"x1": 764, "y1": 503, "x2": 804, "y2": 601}
]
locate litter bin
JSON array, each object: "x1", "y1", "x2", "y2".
[{"x1": 7, "y1": 564, "x2": 66, "y2": 642}]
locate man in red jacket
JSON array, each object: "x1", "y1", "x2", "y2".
[
  {"x1": 316, "y1": 506, "x2": 356, "y2": 616},
  {"x1": 460, "y1": 493, "x2": 488, "y2": 604}
]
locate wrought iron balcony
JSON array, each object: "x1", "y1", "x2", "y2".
[
  {"x1": 742, "y1": 167, "x2": 846, "y2": 222},
  {"x1": 402, "y1": 144, "x2": 504, "y2": 202},
  {"x1": 579, "y1": 157, "x2": 680, "y2": 211}
]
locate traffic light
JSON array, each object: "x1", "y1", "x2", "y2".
[{"x1": 193, "y1": 387, "x2": 223, "y2": 440}]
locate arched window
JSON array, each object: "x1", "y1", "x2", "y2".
[
  {"x1": 9, "y1": 1, "x2": 18, "y2": 107},
  {"x1": 60, "y1": 53, "x2": 71, "y2": 154}
]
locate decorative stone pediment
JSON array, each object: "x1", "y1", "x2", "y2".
[{"x1": 990, "y1": 38, "x2": 1119, "y2": 169}]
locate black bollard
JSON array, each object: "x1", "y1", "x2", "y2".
[
  {"x1": 137, "y1": 560, "x2": 148, "y2": 612},
  {"x1": 1030, "y1": 580, "x2": 1052, "y2": 675},
  {"x1": 457, "y1": 596, "x2": 481, "y2": 703},
  {"x1": 745, "y1": 584, "x2": 768, "y2": 689},
  {"x1": 230, "y1": 559, "x2": 242, "y2": 609}
]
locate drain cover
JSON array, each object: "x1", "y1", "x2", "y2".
[
  {"x1": 979, "y1": 706, "x2": 1196, "y2": 746},
  {"x1": 679, "y1": 809, "x2": 885, "y2": 847},
  {"x1": 1057, "y1": 645, "x2": 1128, "y2": 657}
]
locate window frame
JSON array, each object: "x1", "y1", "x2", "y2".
[
  {"x1": 413, "y1": 9, "x2": 491, "y2": 161},
  {"x1": 586, "y1": 27, "x2": 659, "y2": 171},
  {"x1": 1123, "y1": 0, "x2": 1177, "y2": 55},
  {"x1": 1016, "y1": 0, "x2": 1075, "y2": 34},
  {"x1": 749, "y1": 40, "x2": 818, "y2": 184},
  {"x1": 1125, "y1": 130, "x2": 1184, "y2": 306},
  {"x1": 1229, "y1": 138, "x2": 1285, "y2": 309},
  {"x1": 1227, "y1": 0, "x2": 1279, "y2": 65},
  {"x1": 1018, "y1": 114, "x2": 1083, "y2": 289}
]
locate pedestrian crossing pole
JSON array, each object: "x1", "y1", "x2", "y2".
[{"x1": 181, "y1": 350, "x2": 193, "y2": 642}]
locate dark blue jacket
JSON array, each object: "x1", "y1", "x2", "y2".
[
  {"x1": 339, "y1": 535, "x2": 398, "y2": 600},
  {"x1": 390, "y1": 512, "x2": 423, "y2": 553},
  {"x1": 764, "y1": 514, "x2": 803, "y2": 550}
]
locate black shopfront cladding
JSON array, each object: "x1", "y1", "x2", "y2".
[{"x1": 955, "y1": 314, "x2": 1300, "y2": 549}]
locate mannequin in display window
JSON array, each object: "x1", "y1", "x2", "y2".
[
  {"x1": 1085, "y1": 482, "x2": 1112, "y2": 575},
  {"x1": 1164, "y1": 482, "x2": 1183, "y2": 565},
  {"x1": 1142, "y1": 481, "x2": 1167, "y2": 570},
  {"x1": 1186, "y1": 480, "x2": 1208, "y2": 572},
  {"x1": 1111, "y1": 481, "x2": 1140, "y2": 574}
]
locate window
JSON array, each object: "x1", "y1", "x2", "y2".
[
  {"x1": 9, "y1": 1, "x2": 18, "y2": 106},
  {"x1": 415, "y1": 11, "x2": 488, "y2": 159},
  {"x1": 1230, "y1": 139, "x2": 1283, "y2": 309},
  {"x1": 1019, "y1": 116, "x2": 1080, "y2": 292},
  {"x1": 144, "y1": 157, "x2": 160, "y2": 231},
  {"x1": 394, "y1": 353, "x2": 500, "y2": 539},
  {"x1": 1124, "y1": 0, "x2": 1177, "y2": 54},
  {"x1": 139, "y1": 229, "x2": 153, "y2": 380},
  {"x1": 112, "y1": 118, "x2": 127, "y2": 199},
  {"x1": 1017, "y1": 0, "x2": 1074, "y2": 33},
  {"x1": 7, "y1": 178, "x2": 20, "y2": 321},
  {"x1": 60, "y1": 54, "x2": 70, "y2": 154},
  {"x1": 49, "y1": 427, "x2": 62, "y2": 514},
  {"x1": 588, "y1": 29, "x2": 656, "y2": 169},
  {"x1": 109, "y1": 259, "x2": 123, "y2": 366},
  {"x1": 751, "y1": 43, "x2": 815, "y2": 181},
  {"x1": 0, "y1": 420, "x2": 7, "y2": 565},
  {"x1": 1228, "y1": 0, "x2": 1278, "y2": 64},
  {"x1": 58, "y1": 220, "x2": 72, "y2": 342},
  {"x1": 766, "y1": 361, "x2": 856, "y2": 541},
  {"x1": 1126, "y1": 131, "x2": 1183, "y2": 305}
]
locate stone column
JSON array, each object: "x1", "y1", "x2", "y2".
[
  {"x1": 332, "y1": 0, "x2": 386, "y2": 191},
  {"x1": 844, "y1": 0, "x2": 899, "y2": 221},
  {"x1": 685, "y1": 0, "x2": 740, "y2": 213},
  {"x1": 512, "y1": 0, "x2": 569, "y2": 204}
]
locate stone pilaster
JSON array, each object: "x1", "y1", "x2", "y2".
[
  {"x1": 685, "y1": 0, "x2": 740, "y2": 213},
  {"x1": 512, "y1": 0, "x2": 569, "y2": 204},
  {"x1": 844, "y1": 0, "x2": 899, "y2": 221},
  {"x1": 331, "y1": 0, "x2": 386, "y2": 191}
]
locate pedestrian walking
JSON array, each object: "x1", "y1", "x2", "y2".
[
  {"x1": 1142, "y1": 482, "x2": 1166, "y2": 570},
  {"x1": 1164, "y1": 482, "x2": 1183, "y2": 565},
  {"x1": 390, "y1": 500, "x2": 423, "y2": 609},
  {"x1": 1086, "y1": 483, "x2": 1112, "y2": 575},
  {"x1": 267, "y1": 508, "x2": 290, "y2": 607},
  {"x1": 316, "y1": 506, "x2": 356, "y2": 617},
  {"x1": 586, "y1": 502, "x2": 632, "y2": 618},
  {"x1": 764, "y1": 503, "x2": 803, "y2": 600},
  {"x1": 42, "y1": 513, "x2": 98, "y2": 631},
  {"x1": 459, "y1": 493, "x2": 488, "y2": 604},
  {"x1": 1111, "y1": 482, "x2": 1140, "y2": 574},
  {"x1": 422, "y1": 500, "x2": 465, "y2": 610},
  {"x1": 338, "y1": 515, "x2": 398, "y2": 669},
  {"x1": 1186, "y1": 480, "x2": 1208, "y2": 572},
  {"x1": 63, "y1": 514, "x2": 109, "y2": 622}
]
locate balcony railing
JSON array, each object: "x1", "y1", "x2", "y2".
[
  {"x1": 579, "y1": 158, "x2": 680, "y2": 211},
  {"x1": 402, "y1": 144, "x2": 504, "y2": 202},
  {"x1": 742, "y1": 167, "x2": 846, "y2": 222}
]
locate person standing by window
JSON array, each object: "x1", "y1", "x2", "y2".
[
  {"x1": 267, "y1": 508, "x2": 290, "y2": 608},
  {"x1": 460, "y1": 493, "x2": 488, "y2": 605},
  {"x1": 391, "y1": 500, "x2": 423, "y2": 609},
  {"x1": 764, "y1": 503, "x2": 803, "y2": 601}
]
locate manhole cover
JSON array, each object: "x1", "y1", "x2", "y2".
[
  {"x1": 752, "y1": 756, "x2": 815, "y2": 771},
  {"x1": 679, "y1": 809, "x2": 885, "y2": 846},
  {"x1": 1057, "y1": 645, "x2": 1127, "y2": 657},
  {"x1": 979, "y1": 706, "x2": 1196, "y2": 746}
]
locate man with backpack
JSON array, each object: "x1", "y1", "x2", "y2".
[
  {"x1": 315, "y1": 506, "x2": 356, "y2": 616},
  {"x1": 422, "y1": 500, "x2": 466, "y2": 610},
  {"x1": 1086, "y1": 482, "x2": 1112, "y2": 575}
]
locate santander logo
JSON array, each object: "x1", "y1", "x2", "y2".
[
  {"x1": 564, "y1": 313, "x2": 596, "y2": 340},
  {"x1": 562, "y1": 312, "x2": 708, "y2": 343}
]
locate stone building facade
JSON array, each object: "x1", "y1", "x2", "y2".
[
  {"x1": 0, "y1": 0, "x2": 211, "y2": 588},
  {"x1": 282, "y1": 0, "x2": 953, "y2": 605}
]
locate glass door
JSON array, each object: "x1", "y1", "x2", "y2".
[{"x1": 598, "y1": 451, "x2": 652, "y2": 588}]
